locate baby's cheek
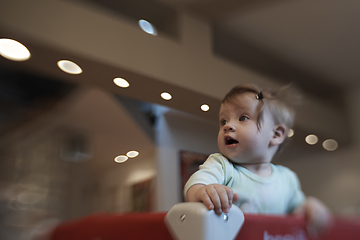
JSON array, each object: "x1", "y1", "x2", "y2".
[
  {"x1": 217, "y1": 138, "x2": 225, "y2": 153},
  {"x1": 216, "y1": 133, "x2": 223, "y2": 145}
]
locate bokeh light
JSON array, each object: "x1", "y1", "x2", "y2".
[
  {"x1": 288, "y1": 129, "x2": 294, "y2": 137},
  {"x1": 201, "y1": 104, "x2": 210, "y2": 112},
  {"x1": 323, "y1": 139, "x2": 338, "y2": 151},
  {"x1": 161, "y1": 92, "x2": 172, "y2": 100},
  {"x1": 114, "y1": 155, "x2": 128, "y2": 163},
  {"x1": 139, "y1": 19, "x2": 157, "y2": 35},
  {"x1": 0, "y1": 38, "x2": 30, "y2": 61},
  {"x1": 57, "y1": 60, "x2": 82, "y2": 74},
  {"x1": 126, "y1": 151, "x2": 139, "y2": 158},
  {"x1": 113, "y1": 78, "x2": 130, "y2": 88},
  {"x1": 305, "y1": 134, "x2": 318, "y2": 145}
]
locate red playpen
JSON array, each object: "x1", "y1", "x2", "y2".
[{"x1": 50, "y1": 209, "x2": 360, "y2": 240}]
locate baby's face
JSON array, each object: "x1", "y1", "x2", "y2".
[{"x1": 217, "y1": 92, "x2": 275, "y2": 164}]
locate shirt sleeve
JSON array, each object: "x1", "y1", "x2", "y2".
[
  {"x1": 183, "y1": 154, "x2": 228, "y2": 200},
  {"x1": 286, "y1": 170, "x2": 306, "y2": 213}
]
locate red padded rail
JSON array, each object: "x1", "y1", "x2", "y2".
[{"x1": 51, "y1": 212, "x2": 360, "y2": 240}]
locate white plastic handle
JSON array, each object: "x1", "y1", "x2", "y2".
[{"x1": 165, "y1": 202, "x2": 245, "y2": 240}]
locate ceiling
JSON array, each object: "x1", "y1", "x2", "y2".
[
  {"x1": 67, "y1": 0, "x2": 360, "y2": 90},
  {"x1": 0, "y1": 0, "x2": 358, "y2": 159},
  {"x1": 161, "y1": 0, "x2": 360, "y2": 87}
]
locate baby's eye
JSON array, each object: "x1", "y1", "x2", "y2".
[
  {"x1": 239, "y1": 116, "x2": 249, "y2": 121},
  {"x1": 220, "y1": 119, "x2": 227, "y2": 126}
]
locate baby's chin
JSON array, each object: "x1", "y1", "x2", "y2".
[{"x1": 221, "y1": 153, "x2": 243, "y2": 164}]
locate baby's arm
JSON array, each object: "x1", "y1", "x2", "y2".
[
  {"x1": 186, "y1": 183, "x2": 239, "y2": 214},
  {"x1": 293, "y1": 196, "x2": 332, "y2": 237}
]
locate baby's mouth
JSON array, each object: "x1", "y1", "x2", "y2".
[{"x1": 225, "y1": 136, "x2": 239, "y2": 146}]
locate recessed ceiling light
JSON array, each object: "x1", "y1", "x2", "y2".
[
  {"x1": 113, "y1": 78, "x2": 129, "y2": 88},
  {"x1": 138, "y1": 19, "x2": 157, "y2": 36},
  {"x1": 288, "y1": 129, "x2": 294, "y2": 138},
  {"x1": 161, "y1": 92, "x2": 172, "y2": 100},
  {"x1": 114, "y1": 155, "x2": 128, "y2": 163},
  {"x1": 323, "y1": 139, "x2": 338, "y2": 151},
  {"x1": 201, "y1": 104, "x2": 210, "y2": 112},
  {"x1": 57, "y1": 60, "x2": 82, "y2": 74},
  {"x1": 126, "y1": 151, "x2": 139, "y2": 158},
  {"x1": 0, "y1": 38, "x2": 30, "y2": 61},
  {"x1": 305, "y1": 134, "x2": 318, "y2": 145}
]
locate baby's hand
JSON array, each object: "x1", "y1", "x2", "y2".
[
  {"x1": 306, "y1": 197, "x2": 332, "y2": 238},
  {"x1": 187, "y1": 184, "x2": 239, "y2": 214},
  {"x1": 295, "y1": 197, "x2": 332, "y2": 238}
]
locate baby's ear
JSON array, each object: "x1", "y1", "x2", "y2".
[{"x1": 270, "y1": 125, "x2": 286, "y2": 146}]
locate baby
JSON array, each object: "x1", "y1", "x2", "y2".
[{"x1": 184, "y1": 84, "x2": 331, "y2": 236}]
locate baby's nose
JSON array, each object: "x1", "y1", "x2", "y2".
[{"x1": 224, "y1": 123, "x2": 236, "y2": 132}]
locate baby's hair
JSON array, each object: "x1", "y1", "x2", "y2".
[{"x1": 222, "y1": 84, "x2": 301, "y2": 151}]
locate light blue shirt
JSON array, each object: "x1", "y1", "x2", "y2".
[{"x1": 184, "y1": 153, "x2": 305, "y2": 214}]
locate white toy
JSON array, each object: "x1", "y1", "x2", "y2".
[{"x1": 165, "y1": 202, "x2": 245, "y2": 240}]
